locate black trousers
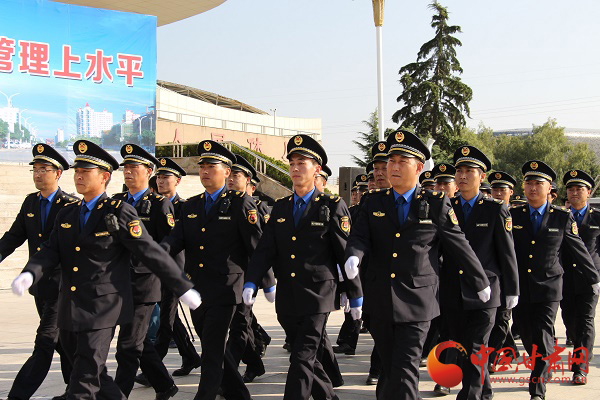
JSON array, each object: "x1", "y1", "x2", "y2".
[
  {"x1": 513, "y1": 301, "x2": 559, "y2": 398},
  {"x1": 227, "y1": 303, "x2": 264, "y2": 375},
  {"x1": 8, "y1": 296, "x2": 72, "y2": 399},
  {"x1": 241, "y1": 311, "x2": 270, "y2": 375},
  {"x1": 278, "y1": 313, "x2": 336, "y2": 400},
  {"x1": 362, "y1": 313, "x2": 381, "y2": 376},
  {"x1": 115, "y1": 303, "x2": 173, "y2": 396},
  {"x1": 421, "y1": 314, "x2": 441, "y2": 358},
  {"x1": 191, "y1": 303, "x2": 251, "y2": 400},
  {"x1": 445, "y1": 307, "x2": 496, "y2": 400},
  {"x1": 369, "y1": 318, "x2": 430, "y2": 400},
  {"x1": 487, "y1": 307, "x2": 515, "y2": 367},
  {"x1": 561, "y1": 292, "x2": 598, "y2": 373},
  {"x1": 319, "y1": 331, "x2": 343, "y2": 387},
  {"x1": 335, "y1": 312, "x2": 361, "y2": 350},
  {"x1": 60, "y1": 328, "x2": 125, "y2": 400},
  {"x1": 150, "y1": 289, "x2": 200, "y2": 367}
]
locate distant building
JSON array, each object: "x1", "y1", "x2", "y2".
[
  {"x1": 76, "y1": 103, "x2": 113, "y2": 137},
  {"x1": 55, "y1": 128, "x2": 64, "y2": 144},
  {"x1": 0, "y1": 107, "x2": 19, "y2": 133},
  {"x1": 123, "y1": 109, "x2": 140, "y2": 124}
]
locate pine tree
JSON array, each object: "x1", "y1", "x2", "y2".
[{"x1": 352, "y1": 109, "x2": 394, "y2": 167}]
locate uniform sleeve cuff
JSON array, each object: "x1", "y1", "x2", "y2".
[
  {"x1": 244, "y1": 282, "x2": 257, "y2": 292},
  {"x1": 349, "y1": 297, "x2": 363, "y2": 308},
  {"x1": 263, "y1": 285, "x2": 276, "y2": 293}
]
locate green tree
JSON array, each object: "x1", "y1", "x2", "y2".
[
  {"x1": 352, "y1": 109, "x2": 394, "y2": 167},
  {"x1": 392, "y1": 1, "x2": 472, "y2": 157}
]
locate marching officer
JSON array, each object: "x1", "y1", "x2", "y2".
[
  {"x1": 561, "y1": 169, "x2": 600, "y2": 384},
  {"x1": 2, "y1": 144, "x2": 76, "y2": 400},
  {"x1": 10, "y1": 140, "x2": 200, "y2": 400},
  {"x1": 112, "y1": 144, "x2": 180, "y2": 399},
  {"x1": 510, "y1": 160, "x2": 600, "y2": 400},
  {"x1": 161, "y1": 140, "x2": 261, "y2": 400},
  {"x1": 442, "y1": 146, "x2": 519, "y2": 400},
  {"x1": 366, "y1": 162, "x2": 376, "y2": 190},
  {"x1": 141, "y1": 157, "x2": 201, "y2": 377},
  {"x1": 344, "y1": 129, "x2": 491, "y2": 400},
  {"x1": 488, "y1": 171, "x2": 516, "y2": 204},
  {"x1": 243, "y1": 134, "x2": 363, "y2": 400},
  {"x1": 372, "y1": 141, "x2": 391, "y2": 190},
  {"x1": 419, "y1": 170, "x2": 436, "y2": 191},
  {"x1": 433, "y1": 163, "x2": 458, "y2": 197},
  {"x1": 316, "y1": 164, "x2": 332, "y2": 191}
]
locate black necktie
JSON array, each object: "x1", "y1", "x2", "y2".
[
  {"x1": 205, "y1": 195, "x2": 214, "y2": 215},
  {"x1": 40, "y1": 198, "x2": 49, "y2": 231},
  {"x1": 532, "y1": 210, "x2": 540, "y2": 234},
  {"x1": 293, "y1": 198, "x2": 305, "y2": 226},
  {"x1": 127, "y1": 196, "x2": 135, "y2": 205},
  {"x1": 396, "y1": 196, "x2": 406, "y2": 225},
  {"x1": 79, "y1": 204, "x2": 88, "y2": 231},
  {"x1": 462, "y1": 202, "x2": 472, "y2": 220}
]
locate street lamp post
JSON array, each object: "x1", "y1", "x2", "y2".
[
  {"x1": 372, "y1": 0, "x2": 385, "y2": 141},
  {"x1": 136, "y1": 115, "x2": 148, "y2": 146},
  {"x1": 270, "y1": 108, "x2": 277, "y2": 136}
]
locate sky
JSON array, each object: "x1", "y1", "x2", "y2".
[
  {"x1": 156, "y1": 0, "x2": 600, "y2": 175},
  {"x1": 0, "y1": 0, "x2": 156, "y2": 140}
]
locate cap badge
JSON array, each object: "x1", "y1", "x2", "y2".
[
  {"x1": 439, "y1": 164, "x2": 447, "y2": 172},
  {"x1": 203, "y1": 141, "x2": 212, "y2": 151},
  {"x1": 125, "y1": 144, "x2": 133, "y2": 154},
  {"x1": 461, "y1": 147, "x2": 470, "y2": 156},
  {"x1": 378, "y1": 142, "x2": 386, "y2": 152},
  {"x1": 361, "y1": 175, "x2": 366, "y2": 181},
  {"x1": 37, "y1": 144, "x2": 44, "y2": 153},
  {"x1": 160, "y1": 158, "x2": 167, "y2": 166},
  {"x1": 530, "y1": 161, "x2": 538, "y2": 170},
  {"x1": 78, "y1": 142, "x2": 88, "y2": 153},
  {"x1": 570, "y1": 170, "x2": 577, "y2": 177},
  {"x1": 425, "y1": 172, "x2": 431, "y2": 178},
  {"x1": 495, "y1": 172, "x2": 501, "y2": 179},
  {"x1": 294, "y1": 135, "x2": 303, "y2": 146},
  {"x1": 395, "y1": 132, "x2": 404, "y2": 143}
]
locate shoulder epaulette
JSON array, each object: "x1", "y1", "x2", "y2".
[
  {"x1": 553, "y1": 204, "x2": 569, "y2": 213},
  {"x1": 113, "y1": 191, "x2": 127, "y2": 198},
  {"x1": 483, "y1": 197, "x2": 503, "y2": 205},
  {"x1": 326, "y1": 194, "x2": 341, "y2": 203},
  {"x1": 590, "y1": 207, "x2": 600, "y2": 214},
  {"x1": 179, "y1": 197, "x2": 187, "y2": 202},
  {"x1": 367, "y1": 188, "x2": 387, "y2": 196},
  {"x1": 226, "y1": 189, "x2": 245, "y2": 198},
  {"x1": 188, "y1": 193, "x2": 203, "y2": 201},
  {"x1": 422, "y1": 190, "x2": 445, "y2": 199},
  {"x1": 105, "y1": 198, "x2": 123, "y2": 209},
  {"x1": 148, "y1": 192, "x2": 165, "y2": 201},
  {"x1": 255, "y1": 199, "x2": 262, "y2": 206},
  {"x1": 276, "y1": 195, "x2": 292, "y2": 202}
]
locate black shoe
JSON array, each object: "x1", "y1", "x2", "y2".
[
  {"x1": 530, "y1": 396, "x2": 544, "y2": 400},
  {"x1": 419, "y1": 358, "x2": 427, "y2": 367},
  {"x1": 283, "y1": 342, "x2": 292, "y2": 352},
  {"x1": 243, "y1": 368, "x2": 265, "y2": 383},
  {"x1": 135, "y1": 373, "x2": 151, "y2": 387},
  {"x1": 488, "y1": 363, "x2": 495, "y2": 374},
  {"x1": 332, "y1": 378, "x2": 344, "y2": 388},
  {"x1": 155, "y1": 384, "x2": 178, "y2": 400},
  {"x1": 172, "y1": 361, "x2": 200, "y2": 376},
  {"x1": 573, "y1": 371, "x2": 587, "y2": 385},
  {"x1": 360, "y1": 326, "x2": 369, "y2": 333},
  {"x1": 434, "y1": 384, "x2": 450, "y2": 396},
  {"x1": 168, "y1": 339, "x2": 177, "y2": 349},
  {"x1": 566, "y1": 337, "x2": 574, "y2": 346},
  {"x1": 51, "y1": 394, "x2": 67, "y2": 400},
  {"x1": 259, "y1": 344, "x2": 268, "y2": 357},
  {"x1": 366, "y1": 373, "x2": 379, "y2": 385},
  {"x1": 333, "y1": 343, "x2": 354, "y2": 355}
]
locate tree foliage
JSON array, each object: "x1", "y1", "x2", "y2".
[
  {"x1": 352, "y1": 109, "x2": 394, "y2": 167},
  {"x1": 392, "y1": 1, "x2": 472, "y2": 156}
]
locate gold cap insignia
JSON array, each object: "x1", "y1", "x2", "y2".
[
  {"x1": 395, "y1": 132, "x2": 404, "y2": 143},
  {"x1": 294, "y1": 135, "x2": 303, "y2": 146},
  {"x1": 530, "y1": 161, "x2": 538, "y2": 170},
  {"x1": 78, "y1": 142, "x2": 88, "y2": 153},
  {"x1": 495, "y1": 172, "x2": 501, "y2": 179},
  {"x1": 125, "y1": 144, "x2": 133, "y2": 154},
  {"x1": 160, "y1": 158, "x2": 167, "y2": 166},
  {"x1": 570, "y1": 170, "x2": 577, "y2": 177},
  {"x1": 203, "y1": 141, "x2": 212, "y2": 151},
  {"x1": 461, "y1": 147, "x2": 470, "y2": 156},
  {"x1": 361, "y1": 175, "x2": 366, "y2": 181},
  {"x1": 439, "y1": 164, "x2": 447, "y2": 172},
  {"x1": 378, "y1": 142, "x2": 386, "y2": 152},
  {"x1": 37, "y1": 144, "x2": 44, "y2": 153}
]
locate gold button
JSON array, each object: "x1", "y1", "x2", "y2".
[
  {"x1": 531, "y1": 240, "x2": 535, "y2": 244},
  {"x1": 529, "y1": 255, "x2": 533, "y2": 258},
  {"x1": 291, "y1": 272, "x2": 296, "y2": 277},
  {"x1": 292, "y1": 236, "x2": 297, "y2": 241},
  {"x1": 395, "y1": 233, "x2": 400, "y2": 238},
  {"x1": 73, "y1": 267, "x2": 78, "y2": 272},
  {"x1": 392, "y1": 253, "x2": 398, "y2": 258},
  {"x1": 201, "y1": 228, "x2": 206, "y2": 232},
  {"x1": 37, "y1": 247, "x2": 40, "y2": 251},
  {"x1": 459, "y1": 270, "x2": 464, "y2": 275},
  {"x1": 75, "y1": 246, "x2": 80, "y2": 251},
  {"x1": 199, "y1": 263, "x2": 204, "y2": 268},
  {"x1": 390, "y1": 273, "x2": 396, "y2": 278},
  {"x1": 527, "y1": 269, "x2": 532, "y2": 273},
  {"x1": 199, "y1": 246, "x2": 204, "y2": 250},
  {"x1": 70, "y1": 286, "x2": 76, "y2": 291},
  {"x1": 573, "y1": 263, "x2": 577, "y2": 267},
  {"x1": 291, "y1": 254, "x2": 295, "y2": 259},
  {"x1": 38, "y1": 233, "x2": 42, "y2": 237}
]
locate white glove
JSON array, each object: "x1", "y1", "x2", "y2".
[
  {"x1": 243, "y1": 287, "x2": 256, "y2": 305},
  {"x1": 505, "y1": 295, "x2": 519, "y2": 310},
  {"x1": 11, "y1": 272, "x2": 33, "y2": 296},
  {"x1": 344, "y1": 256, "x2": 360, "y2": 280},
  {"x1": 350, "y1": 306, "x2": 362, "y2": 320},
  {"x1": 592, "y1": 283, "x2": 600, "y2": 296},
  {"x1": 264, "y1": 287, "x2": 276, "y2": 303},
  {"x1": 340, "y1": 292, "x2": 350, "y2": 312},
  {"x1": 179, "y1": 289, "x2": 201, "y2": 310},
  {"x1": 477, "y1": 286, "x2": 491, "y2": 303},
  {"x1": 336, "y1": 265, "x2": 344, "y2": 282}
]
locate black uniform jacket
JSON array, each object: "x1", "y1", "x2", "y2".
[
  {"x1": 0, "y1": 188, "x2": 78, "y2": 300},
  {"x1": 562, "y1": 206, "x2": 600, "y2": 295},
  {"x1": 345, "y1": 187, "x2": 490, "y2": 323},
  {"x1": 442, "y1": 193, "x2": 519, "y2": 310},
  {"x1": 23, "y1": 194, "x2": 192, "y2": 332},
  {"x1": 511, "y1": 203, "x2": 599, "y2": 303},
  {"x1": 161, "y1": 189, "x2": 262, "y2": 307},
  {"x1": 113, "y1": 189, "x2": 175, "y2": 303},
  {"x1": 245, "y1": 189, "x2": 362, "y2": 317}
]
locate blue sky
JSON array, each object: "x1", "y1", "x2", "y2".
[
  {"x1": 156, "y1": 0, "x2": 600, "y2": 173},
  {"x1": 0, "y1": 0, "x2": 156, "y2": 139}
]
